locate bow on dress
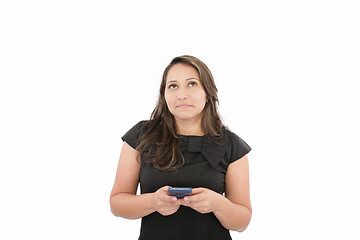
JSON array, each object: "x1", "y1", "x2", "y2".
[{"x1": 179, "y1": 135, "x2": 228, "y2": 170}]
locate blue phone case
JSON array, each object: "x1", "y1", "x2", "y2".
[{"x1": 168, "y1": 187, "x2": 192, "y2": 198}]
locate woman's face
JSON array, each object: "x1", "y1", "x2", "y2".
[{"x1": 164, "y1": 63, "x2": 207, "y2": 122}]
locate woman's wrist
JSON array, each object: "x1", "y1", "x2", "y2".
[
  {"x1": 149, "y1": 192, "x2": 157, "y2": 212},
  {"x1": 212, "y1": 193, "x2": 230, "y2": 213}
]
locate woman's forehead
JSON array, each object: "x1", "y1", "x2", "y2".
[{"x1": 166, "y1": 63, "x2": 199, "y2": 82}]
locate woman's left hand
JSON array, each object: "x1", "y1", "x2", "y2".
[{"x1": 181, "y1": 188, "x2": 223, "y2": 214}]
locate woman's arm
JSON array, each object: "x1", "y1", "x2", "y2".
[
  {"x1": 109, "y1": 142, "x2": 151, "y2": 219},
  {"x1": 182, "y1": 155, "x2": 252, "y2": 231},
  {"x1": 110, "y1": 142, "x2": 182, "y2": 219},
  {"x1": 215, "y1": 154, "x2": 252, "y2": 231}
]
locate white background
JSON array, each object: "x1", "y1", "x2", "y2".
[{"x1": 1, "y1": 0, "x2": 359, "y2": 239}]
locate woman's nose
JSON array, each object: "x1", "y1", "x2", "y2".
[{"x1": 177, "y1": 89, "x2": 188, "y2": 100}]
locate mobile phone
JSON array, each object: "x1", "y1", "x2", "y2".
[{"x1": 168, "y1": 187, "x2": 192, "y2": 198}]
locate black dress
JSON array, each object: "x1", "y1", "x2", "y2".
[{"x1": 122, "y1": 121, "x2": 251, "y2": 240}]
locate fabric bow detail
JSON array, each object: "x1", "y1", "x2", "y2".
[{"x1": 179, "y1": 136, "x2": 227, "y2": 169}]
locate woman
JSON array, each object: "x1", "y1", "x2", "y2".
[{"x1": 110, "y1": 55, "x2": 252, "y2": 239}]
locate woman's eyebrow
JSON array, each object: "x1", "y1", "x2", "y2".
[
  {"x1": 167, "y1": 77, "x2": 199, "y2": 85},
  {"x1": 185, "y1": 77, "x2": 199, "y2": 81},
  {"x1": 167, "y1": 80, "x2": 177, "y2": 84},
  {"x1": 167, "y1": 78, "x2": 199, "y2": 82}
]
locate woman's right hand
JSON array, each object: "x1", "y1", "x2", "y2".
[{"x1": 152, "y1": 186, "x2": 181, "y2": 216}]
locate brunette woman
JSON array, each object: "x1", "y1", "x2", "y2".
[{"x1": 110, "y1": 55, "x2": 252, "y2": 240}]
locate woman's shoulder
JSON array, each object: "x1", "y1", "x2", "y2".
[
  {"x1": 221, "y1": 127, "x2": 252, "y2": 162},
  {"x1": 123, "y1": 119, "x2": 161, "y2": 138},
  {"x1": 222, "y1": 127, "x2": 244, "y2": 142},
  {"x1": 126, "y1": 120, "x2": 148, "y2": 133},
  {"x1": 121, "y1": 120, "x2": 150, "y2": 149}
]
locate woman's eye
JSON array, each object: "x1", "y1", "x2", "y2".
[
  {"x1": 169, "y1": 84, "x2": 177, "y2": 89},
  {"x1": 189, "y1": 82, "x2": 197, "y2": 87}
]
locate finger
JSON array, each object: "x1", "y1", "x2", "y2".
[
  {"x1": 160, "y1": 194, "x2": 176, "y2": 202},
  {"x1": 181, "y1": 201, "x2": 191, "y2": 207},
  {"x1": 168, "y1": 198, "x2": 182, "y2": 206},
  {"x1": 180, "y1": 197, "x2": 192, "y2": 205},
  {"x1": 190, "y1": 188, "x2": 205, "y2": 195},
  {"x1": 162, "y1": 186, "x2": 173, "y2": 192},
  {"x1": 184, "y1": 194, "x2": 200, "y2": 202},
  {"x1": 168, "y1": 196, "x2": 178, "y2": 202}
]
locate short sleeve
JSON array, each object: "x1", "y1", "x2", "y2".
[
  {"x1": 121, "y1": 121, "x2": 146, "y2": 149},
  {"x1": 228, "y1": 132, "x2": 252, "y2": 163}
]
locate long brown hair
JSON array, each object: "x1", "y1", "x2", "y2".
[{"x1": 136, "y1": 55, "x2": 224, "y2": 171}]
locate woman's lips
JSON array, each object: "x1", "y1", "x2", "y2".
[{"x1": 176, "y1": 104, "x2": 193, "y2": 109}]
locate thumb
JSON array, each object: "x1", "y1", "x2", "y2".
[{"x1": 191, "y1": 187, "x2": 205, "y2": 195}]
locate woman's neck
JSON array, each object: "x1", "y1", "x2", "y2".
[{"x1": 175, "y1": 118, "x2": 205, "y2": 136}]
